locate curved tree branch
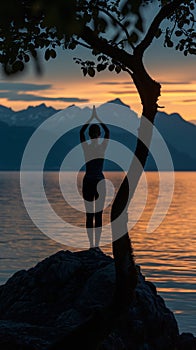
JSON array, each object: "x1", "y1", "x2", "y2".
[
  {"x1": 81, "y1": 25, "x2": 135, "y2": 67},
  {"x1": 98, "y1": 7, "x2": 135, "y2": 50},
  {"x1": 73, "y1": 39, "x2": 91, "y2": 49},
  {"x1": 135, "y1": 0, "x2": 186, "y2": 57},
  {"x1": 81, "y1": 0, "x2": 187, "y2": 75}
]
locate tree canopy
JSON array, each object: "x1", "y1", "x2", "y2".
[
  {"x1": 0, "y1": 0, "x2": 195, "y2": 75},
  {"x1": 1, "y1": 0, "x2": 195, "y2": 310}
]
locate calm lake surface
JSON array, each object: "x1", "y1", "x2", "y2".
[{"x1": 0, "y1": 171, "x2": 195, "y2": 335}]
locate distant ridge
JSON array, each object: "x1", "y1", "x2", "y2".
[
  {"x1": 106, "y1": 98, "x2": 130, "y2": 109},
  {"x1": 0, "y1": 100, "x2": 195, "y2": 170}
]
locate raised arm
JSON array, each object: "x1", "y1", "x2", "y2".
[
  {"x1": 80, "y1": 114, "x2": 93, "y2": 143},
  {"x1": 93, "y1": 106, "x2": 110, "y2": 139},
  {"x1": 99, "y1": 120, "x2": 110, "y2": 139}
]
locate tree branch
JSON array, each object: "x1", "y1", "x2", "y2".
[
  {"x1": 73, "y1": 39, "x2": 91, "y2": 49},
  {"x1": 98, "y1": 7, "x2": 135, "y2": 50},
  {"x1": 135, "y1": 0, "x2": 186, "y2": 57},
  {"x1": 81, "y1": 26, "x2": 135, "y2": 69}
]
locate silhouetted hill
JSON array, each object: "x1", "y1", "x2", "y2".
[
  {"x1": 107, "y1": 98, "x2": 130, "y2": 109},
  {"x1": 155, "y1": 112, "x2": 196, "y2": 164},
  {"x1": 0, "y1": 101, "x2": 195, "y2": 170},
  {"x1": 0, "y1": 125, "x2": 35, "y2": 170},
  {"x1": 0, "y1": 103, "x2": 59, "y2": 127}
]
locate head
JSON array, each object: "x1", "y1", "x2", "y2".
[{"x1": 89, "y1": 124, "x2": 101, "y2": 139}]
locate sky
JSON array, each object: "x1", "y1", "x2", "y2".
[{"x1": 0, "y1": 2, "x2": 195, "y2": 121}]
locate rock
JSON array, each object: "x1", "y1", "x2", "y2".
[
  {"x1": 0, "y1": 249, "x2": 194, "y2": 349},
  {"x1": 176, "y1": 333, "x2": 196, "y2": 350}
]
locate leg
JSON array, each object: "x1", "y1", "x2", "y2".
[
  {"x1": 94, "y1": 178, "x2": 106, "y2": 247},
  {"x1": 94, "y1": 211, "x2": 102, "y2": 247},
  {"x1": 82, "y1": 176, "x2": 95, "y2": 248},
  {"x1": 86, "y1": 212, "x2": 94, "y2": 248}
]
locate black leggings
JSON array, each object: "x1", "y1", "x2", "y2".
[{"x1": 82, "y1": 175, "x2": 106, "y2": 228}]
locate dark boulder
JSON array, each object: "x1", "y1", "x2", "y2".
[{"x1": 0, "y1": 249, "x2": 194, "y2": 349}]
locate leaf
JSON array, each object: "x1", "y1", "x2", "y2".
[
  {"x1": 87, "y1": 60, "x2": 95, "y2": 66},
  {"x1": 123, "y1": 20, "x2": 130, "y2": 28},
  {"x1": 108, "y1": 64, "x2": 115, "y2": 71},
  {"x1": 97, "y1": 63, "x2": 107, "y2": 72},
  {"x1": 167, "y1": 40, "x2": 174, "y2": 48},
  {"x1": 178, "y1": 22, "x2": 183, "y2": 29},
  {"x1": 128, "y1": 32, "x2": 138, "y2": 44},
  {"x1": 24, "y1": 54, "x2": 30, "y2": 63},
  {"x1": 165, "y1": 37, "x2": 174, "y2": 48},
  {"x1": 88, "y1": 67, "x2": 95, "y2": 77},
  {"x1": 135, "y1": 16, "x2": 144, "y2": 33},
  {"x1": 115, "y1": 65, "x2": 121, "y2": 74},
  {"x1": 68, "y1": 42, "x2": 76, "y2": 50},
  {"x1": 179, "y1": 44, "x2": 184, "y2": 51},
  {"x1": 84, "y1": 13, "x2": 91, "y2": 23},
  {"x1": 155, "y1": 28, "x2": 162, "y2": 39},
  {"x1": 92, "y1": 48, "x2": 100, "y2": 56},
  {"x1": 12, "y1": 60, "x2": 24, "y2": 72},
  {"x1": 179, "y1": 39, "x2": 186, "y2": 45},
  {"x1": 31, "y1": 49, "x2": 37, "y2": 58},
  {"x1": 189, "y1": 48, "x2": 196, "y2": 55},
  {"x1": 98, "y1": 17, "x2": 107, "y2": 32},
  {"x1": 45, "y1": 48, "x2": 51, "y2": 61},
  {"x1": 50, "y1": 49, "x2": 56, "y2": 59},
  {"x1": 82, "y1": 67, "x2": 87, "y2": 76},
  {"x1": 175, "y1": 30, "x2": 183, "y2": 37},
  {"x1": 28, "y1": 43, "x2": 35, "y2": 51},
  {"x1": 184, "y1": 19, "x2": 190, "y2": 26}
]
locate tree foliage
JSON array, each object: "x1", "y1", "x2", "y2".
[{"x1": 0, "y1": 0, "x2": 195, "y2": 75}]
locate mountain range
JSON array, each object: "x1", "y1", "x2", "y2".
[{"x1": 0, "y1": 98, "x2": 195, "y2": 171}]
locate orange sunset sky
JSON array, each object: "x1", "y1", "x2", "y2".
[
  {"x1": 0, "y1": 42, "x2": 195, "y2": 122},
  {"x1": 0, "y1": 13, "x2": 195, "y2": 122}
]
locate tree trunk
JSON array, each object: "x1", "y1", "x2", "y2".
[{"x1": 111, "y1": 59, "x2": 161, "y2": 309}]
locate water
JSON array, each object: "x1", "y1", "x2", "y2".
[{"x1": 0, "y1": 171, "x2": 195, "y2": 335}]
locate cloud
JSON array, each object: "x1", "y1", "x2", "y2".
[
  {"x1": 97, "y1": 81, "x2": 133, "y2": 85},
  {"x1": 0, "y1": 81, "x2": 89, "y2": 103},
  {"x1": 0, "y1": 82, "x2": 52, "y2": 91},
  {"x1": 108, "y1": 89, "x2": 196, "y2": 96},
  {"x1": 181, "y1": 99, "x2": 196, "y2": 103},
  {"x1": 108, "y1": 91, "x2": 137, "y2": 95},
  {"x1": 97, "y1": 80, "x2": 192, "y2": 86},
  {"x1": 0, "y1": 91, "x2": 89, "y2": 103},
  {"x1": 162, "y1": 89, "x2": 196, "y2": 93},
  {"x1": 161, "y1": 81, "x2": 191, "y2": 85}
]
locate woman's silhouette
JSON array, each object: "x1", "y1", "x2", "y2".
[{"x1": 80, "y1": 106, "x2": 110, "y2": 248}]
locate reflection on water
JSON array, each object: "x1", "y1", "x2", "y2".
[{"x1": 0, "y1": 172, "x2": 195, "y2": 334}]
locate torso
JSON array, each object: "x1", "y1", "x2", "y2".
[{"x1": 82, "y1": 141, "x2": 106, "y2": 179}]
